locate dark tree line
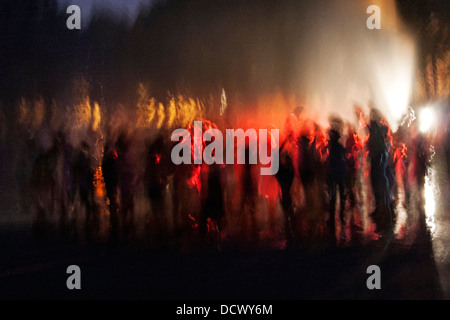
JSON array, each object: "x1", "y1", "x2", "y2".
[{"x1": 397, "y1": 0, "x2": 450, "y2": 99}]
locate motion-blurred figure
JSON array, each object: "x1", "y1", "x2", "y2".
[
  {"x1": 144, "y1": 133, "x2": 172, "y2": 245},
  {"x1": 408, "y1": 124, "x2": 428, "y2": 212},
  {"x1": 275, "y1": 138, "x2": 296, "y2": 247},
  {"x1": 326, "y1": 117, "x2": 347, "y2": 244},
  {"x1": 116, "y1": 131, "x2": 138, "y2": 238},
  {"x1": 200, "y1": 161, "x2": 225, "y2": 251},
  {"x1": 393, "y1": 143, "x2": 409, "y2": 207},
  {"x1": 73, "y1": 141, "x2": 99, "y2": 239},
  {"x1": 297, "y1": 120, "x2": 322, "y2": 242},
  {"x1": 172, "y1": 121, "x2": 203, "y2": 245},
  {"x1": 55, "y1": 130, "x2": 77, "y2": 240},
  {"x1": 30, "y1": 134, "x2": 59, "y2": 243},
  {"x1": 102, "y1": 140, "x2": 120, "y2": 242},
  {"x1": 364, "y1": 108, "x2": 395, "y2": 236},
  {"x1": 345, "y1": 124, "x2": 364, "y2": 238}
]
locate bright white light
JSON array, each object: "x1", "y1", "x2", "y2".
[
  {"x1": 370, "y1": 34, "x2": 416, "y2": 131},
  {"x1": 424, "y1": 171, "x2": 437, "y2": 234},
  {"x1": 419, "y1": 107, "x2": 436, "y2": 133}
]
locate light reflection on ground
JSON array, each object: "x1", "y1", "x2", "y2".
[
  {"x1": 424, "y1": 151, "x2": 450, "y2": 299},
  {"x1": 424, "y1": 168, "x2": 437, "y2": 235}
]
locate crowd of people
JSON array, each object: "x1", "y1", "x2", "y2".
[{"x1": 22, "y1": 103, "x2": 440, "y2": 250}]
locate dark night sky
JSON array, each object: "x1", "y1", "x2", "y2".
[{"x1": 1, "y1": 0, "x2": 446, "y2": 124}]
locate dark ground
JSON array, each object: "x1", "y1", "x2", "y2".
[
  {"x1": 0, "y1": 223, "x2": 443, "y2": 300},
  {"x1": 0, "y1": 152, "x2": 449, "y2": 301}
]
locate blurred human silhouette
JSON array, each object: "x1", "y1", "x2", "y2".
[
  {"x1": 364, "y1": 108, "x2": 395, "y2": 236},
  {"x1": 102, "y1": 140, "x2": 120, "y2": 242},
  {"x1": 200, "y1": 161, "x2": 225, "y2": 251},
  {"x1": 345, "y1": 124, "x2": 364, "y2": 238},
  {"x1": 116, "y1": 131, "x2": 138, "y2": 239},
  {"x1": 326, "y1": 117, "x2": 347, "y2": 244},
  {"x1": 73, "y1": 141, "x2": 99, "y2": 240},
  {"x1": 408, "y1": 124, "x2": 428, "y2": 212},
  {"x1": 144, "y1": 133, "x2": 172, "y2": 245},
  {"x1": 297, "y1": 120, "x2": 323, "y2": 243},
  {"x1": 275, "y1": 138, "x2": 296, "y2": 247},
  {"x1": 30, "y1": 133, "x2": 59, "y2": 243},
  {"x1": 55, "y1": 130, "x2": 77, "y2": 240},
  {"x1": 393, "y1": 142, "x2": 409, "y2": 213}
]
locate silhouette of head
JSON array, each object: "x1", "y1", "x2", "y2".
[{"x1": 370, "y1": 107, "x2": 382, "y2": 123}]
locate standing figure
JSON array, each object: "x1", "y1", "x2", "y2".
[
  {"x1": 297, "y1": 120, "x2": 322, "y2": 242},
  {"x1": 30, "y1": 136, "x2": 59, "y2": 243},
  {"x1": 116, "y1": 131, "x2": 138, "y2": 238},
  {"x1": 275, "y1": 138, "x2": 296, "y2": 247},
  {"x1": 144, "y1": 133, "x2": 172, "y2": 245},
  {"x1": 102, "y1": 140, "x2": 120, "y2": 242},
  {"x1": 73, "y1": 141, "x2": 98, "y2": 239},
  {"x1": 200, "y1": 162, "x2": 225, "y2": 250},
  {"x1": 365, "y1": 108, "x2": 394, "y2": 236},
  {"x1": 345, "y1": 124, "x2": 363, "y2": 238},
  {"x1": 326, "y1": 119, "x2": 347, "y2": 244},
  {"x1": 55, "y1": 130, "x2": 77, "y2": 240},
  {"x1": 393, "y1": 143, "x2": 408, "y2": 207},
  {"x1": 408, "y1": 125, "x2": 428, "y2": 212}
]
